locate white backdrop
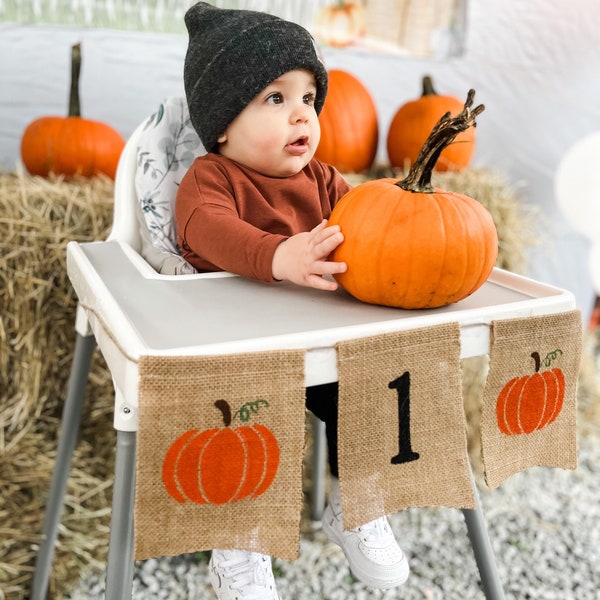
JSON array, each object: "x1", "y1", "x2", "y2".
[{"x1": 1, "y1": 0, "x2": 599, "y2": 319}]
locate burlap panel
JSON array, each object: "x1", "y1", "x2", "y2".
[
  {"x1": 336, "y1": 323, "x2": 475, "y2": 530},
  {"x1": 481, "y1": 309, "x2": 582, "y2": 490},
  {"x1": 135, "y1": 350, "x2": 306, "y2": 561}
]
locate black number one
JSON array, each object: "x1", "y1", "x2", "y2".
[{"x1": 389, "y1": 372, "x2": 420, "y2": 464}]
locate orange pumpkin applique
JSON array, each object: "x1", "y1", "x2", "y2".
[
  {"x1": 496, "y1": 350, "x2": 565, "y2": 435},
  {"x1": 162, "y1": 399, "x2": 280, "y2": 505}
]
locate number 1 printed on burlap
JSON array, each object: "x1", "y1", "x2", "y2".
[{"x1": 336, "y1": 323, "x2": 475, "y2": 530}]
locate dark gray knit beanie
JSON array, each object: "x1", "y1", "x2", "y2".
[{"x1": 184, "y1": 1, "x2": 328, "y2": 153}]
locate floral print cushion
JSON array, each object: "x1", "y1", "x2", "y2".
[{"x1": 135, "y1": 97, "x2": 205, "y2": 262}]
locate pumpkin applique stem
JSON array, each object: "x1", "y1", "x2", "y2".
[
  {"x1": 397, "y1": 89, "x2": 485, "y2": 194},
  {"x1": 214, "y1": 399, "x2": 233, "y2": 426}
]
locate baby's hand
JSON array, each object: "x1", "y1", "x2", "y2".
[{"x1": 272, "y1": 220, "x2": 347, "y2": 291}]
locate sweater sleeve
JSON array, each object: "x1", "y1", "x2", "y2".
[
  {"x1": 318, "y1": 160, "x2": 353, "y2": 209},
  {"x1": 175, "y1": 161, "x2": 285, "y2": 282}
]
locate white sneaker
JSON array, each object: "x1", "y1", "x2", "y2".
[
  {"x1": 209, "y1": 549, "x2": 280, "y2": 600},
  {"x1": 321, "y1": 481, "x2": 409, "y2": 589}
]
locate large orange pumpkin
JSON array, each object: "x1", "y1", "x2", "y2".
[
  {"x1": 162, "y1": 400, "x2": 280, "y2": 505},
  {"x1": 315, "y1": 70, "x2": 378, "y2": 173},
  {"x1": 313, "y1": 2, "x2": 366, "y2": 48},
  {"x1": 328, "y1": 90, "x2": 497, "y2": 309},
  {"x1": 387, "y1": 75, "x2": 476, "y2": 172},
  {"x1": 20, "y1": 43, "x2": 125, "y2": 179},
  {"x1": 496, "y1": 351, "x2": 565, "y2": 435}
]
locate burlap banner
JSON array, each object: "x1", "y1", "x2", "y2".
[
  {"x1": 336, "y1": 323, "x2": 475, "y2": 530},
  {"x1": 135, "y1": 350, "x2": 306, "y2": 561},
  {"x1": 480, "y1": 309, "x2": 582, "y2": 490}
]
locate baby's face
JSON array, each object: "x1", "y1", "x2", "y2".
[{"x1": 217, "y1": 69, "x2": 321, "y2": 177}]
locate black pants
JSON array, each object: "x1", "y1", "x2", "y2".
[{"x1": 305, "y1": 382, "x2": 339, "y2": 478}]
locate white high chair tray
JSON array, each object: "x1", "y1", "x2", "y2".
[{"x1": 67, "y1": 240, "x2": 575, "y2": 429}]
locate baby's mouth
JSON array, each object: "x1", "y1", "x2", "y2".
[{"x1": 291, "y1": 136, "x2": 308, "y2": 147}]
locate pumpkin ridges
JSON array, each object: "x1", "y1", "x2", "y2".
[
  {"x1": 229, "y1": 426, "x2": 267, "y2": 502},
  {"x1": 545, "y1": 369, "x2": 565, "y2": 426},
  {"x1": 496, "y1": 377, "x2": 520, "y2": 435},
  {"x1": 176, "y1": 428, "x2": 219, "y2": 503},
  {"x1": 251, "y1": 424, "x2": 280, "y2": 497},
  {"x1": 200, "y1": 427, "x2": 246, "y2": 505},
  {"x1": 446, "y1": 192, "x2": 497, "y2": 302},
  {"x1": 161, "y1": 428, "x2": 201, "y2": 504},
  {"x1": 518, "y1": 373, "x2": 548, "y2": 434}
]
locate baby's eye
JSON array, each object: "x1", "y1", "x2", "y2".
[
  {"x1": 303, "y1": 92, "x2": 316, "y2": 106},
  {"x1": 266, "y1": 93, "x2": 284, "y2": 105}
]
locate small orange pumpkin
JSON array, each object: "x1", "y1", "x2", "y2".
[
  {"x1": 313, "y1": 1, "x2": 366, "y2": 48},
  {"x1": 20, "y1": 43, "x2": 125, "y2": 179},
  {"x1": 387, "y1": 75, "x2": 476, "y2": 172},
  {"x1": 162, "y1": 400, "x2": 279, "y2": 505},
  {"x1": 328, "y1": 90, "x2": 497, "y2": 309},
  {"x1": 496, "y1": 351, "x2": 565, "y2": 435},
  {"x1": 315, "y1": 70, "x2": 378, "y2": 173}
]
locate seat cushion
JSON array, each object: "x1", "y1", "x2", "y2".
[{"x1": 134, "y1": 97, "x2": 206, "y2": 273}]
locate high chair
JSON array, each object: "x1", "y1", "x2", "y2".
[
  {"x1": 31, "y1": 97, "x2": 577, "y2": 600},
  {"x1": 30, "y1": 96, "x2": 329, "y2": 600}
]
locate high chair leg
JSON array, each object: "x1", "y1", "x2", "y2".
[
  {"x1": 310, "y1": 414, "x2": 327, "y2": 521},
  {"x1": 462, "y1": 481, "x2": 506, "y2": 600},
  {"x1": 31, "y1": 332, "x2": 96, "y2": 600},
  {"x1": 105, "y1": 430, "x2": 136, "y2": 600}
]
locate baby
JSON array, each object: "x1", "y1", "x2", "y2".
[{"x1": 176, "y1": 3, "x2": 409, "y2": 598}]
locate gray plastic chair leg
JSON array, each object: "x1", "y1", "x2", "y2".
[
  {"x1": 31, "y1": 332, "x2": 96, "y2": 600},
  {"x1": 105, "y1": 430, "x2": 137, "y2": 600},
  {"x1": 462, "y1": 484, "x2": 506, "y2": 600},
  {"x1": 310, "y1": 415, "x2": 327, "y2": 521}
]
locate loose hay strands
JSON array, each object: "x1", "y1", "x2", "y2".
[{"x1": 0, "y1": 170, "x2": 116, "y2": 599}]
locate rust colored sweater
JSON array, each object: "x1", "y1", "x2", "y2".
[{"x1": 176, "y1": 153, "x2": 352, "y2": 282}]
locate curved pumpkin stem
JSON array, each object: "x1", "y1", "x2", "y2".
[
  {"x1": 68, "y1": 43, "x2": 82, "y2": 118},
  {"x1": 214, "y1": 400, "x2": 232, "y2": 427},
  {"x1": 531, "y1": 351, "x2": 541, "y2": 373},
  {"x1": 396, "y1": 89, "x2": 484, "y2": 194}
]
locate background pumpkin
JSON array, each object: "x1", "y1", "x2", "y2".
[
  {"x1": 328, "y1": 90, "x2": 497, "y2": 309},
  {"x1": 315, "y1": 70, "x2": 378, "y2": 173},
  {"x1": 312, "y1": 1, "x2": 366, "y2": 48},
  {"x1": 496, "y1": 351, "x2": 566, "y2": 435},
  {"x1": 20, "y1": 43, "x2": 125, "y2": 179},
  {"x1": 387, "y1": 75, "x2": 476, "y2": 172},
  {"x1": 162, "y1": 400, "x2": 280, "y2": 505}
]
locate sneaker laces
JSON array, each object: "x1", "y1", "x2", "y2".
[
  {"x1": 217, "y1": 550, "x2": 271, "y2": 599},
  {"x1": 355, "y1": 516, "x2": 394, "y2": 545}
]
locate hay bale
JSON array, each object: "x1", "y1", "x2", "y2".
[{"x1": 0, "y1": 171, "x2": 115, "y2": 599}]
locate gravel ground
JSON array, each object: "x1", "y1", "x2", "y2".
[{"x1": 67, "y1": 434, "x2": 600, "y2": 600}]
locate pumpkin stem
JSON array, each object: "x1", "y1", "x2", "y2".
[
  {"x1": 531, "y1": 351, "x2": 541, "y2": 373},
  {"x1": 68, "y1": 43, "x2": 82, "y2": 118},
  {"x1": 214, "y1": 400, "x2": 232, "y2": 427},
  {"x1": 396, "y1": 89, "x2": 484, "y2": 194},
  {"x1": 422, "y1": 75, "x2": 436, "y2": 97}
]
